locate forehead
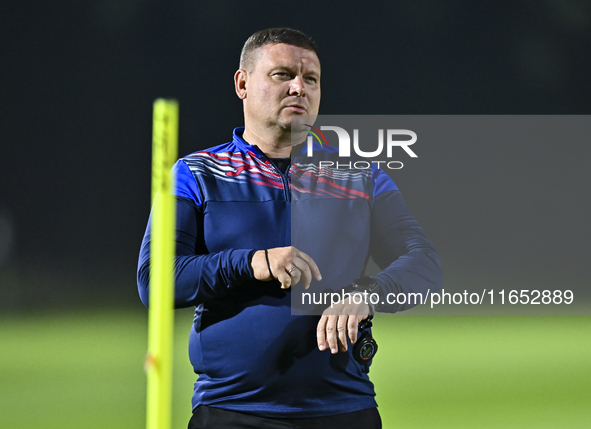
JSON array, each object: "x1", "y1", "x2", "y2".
[{"x1": 254, "y1": 43, "x2": 320, "y2": 73}]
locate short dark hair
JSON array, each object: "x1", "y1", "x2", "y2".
[{"x1": 239, "y1": 28, "x2": 319, "y2": 72}]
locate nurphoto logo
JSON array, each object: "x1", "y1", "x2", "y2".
[{"x1": 303, "y1": 124, "x2": 418, "y2": 170}]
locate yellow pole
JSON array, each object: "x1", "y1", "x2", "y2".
[{"x1": 146, "y1": 99, "x2": 178, "y2": 429}]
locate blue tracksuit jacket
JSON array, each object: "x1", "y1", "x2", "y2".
[{"x1": 137, "y1": 127, "x2": 443, "y2": 417}]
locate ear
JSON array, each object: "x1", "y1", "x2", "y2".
[{"x1": 234, "y1": 69, "x2": 248, "y2": 100}]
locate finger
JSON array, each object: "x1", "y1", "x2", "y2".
[
  {"x1": 292, "y1": 258, "x2": 312, "y2": 289},
  {"x1": 293, "y1": 248, "x2": 322, "y2": 281},
  {"x1": 337, "y1": 315, "x2": 349, "y2": 352},
  {"x1": 325, "y1": 315, "x2": 339, "y2": 354},
  {"x1": 287, "y1": 265, "x2": 302, "y2": 286},
  {"x1": 316, "y1": 316, "x2": 328, "y2": 351},
  {"x1": 348, "y1": 315, "x2": 359, "y2": 344},
  {"x1": 276, "y1": 270, "x2": 292, "y2": 290}
]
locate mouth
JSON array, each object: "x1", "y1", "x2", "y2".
[{"x1": 284, "y1": 105, "x2": 307, "y2": 113}]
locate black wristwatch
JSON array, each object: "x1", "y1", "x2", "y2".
[
  {"x1": 343, "y1": 276, "x2": 380, "y2": 365},
  {"x1": 342, "y1": 276, "x2": 381, "y2": 317}
]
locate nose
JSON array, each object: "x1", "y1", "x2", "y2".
[{"x1": 289, "y1": 75, "x2": 305, "y2": 97}]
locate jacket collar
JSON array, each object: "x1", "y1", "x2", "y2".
[
  {"x1": 232, "y1": 126, "x2": 307, "y2": 159},
  {"x1": 232, "y1": 127, "x2": 261, "y2": 155}
]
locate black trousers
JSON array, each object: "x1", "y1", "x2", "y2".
[{"x1": 188, "y1": 405, "x2": 382, "y2": 429}]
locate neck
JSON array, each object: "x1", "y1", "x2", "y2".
[
  {"x1": 242, "y1": 125, "x2": 292, "y2": 158},
  {"x1": 241, "y1": 117, "x2": 309, "y2": 158}
]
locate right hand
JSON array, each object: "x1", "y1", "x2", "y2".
[{"x1": 251, "y1": 246, "x2": 322, "y2": 289}]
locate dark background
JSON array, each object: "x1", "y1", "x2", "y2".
[{"x1": 1, "y1": 0, "x2": 590, "y2": 312}]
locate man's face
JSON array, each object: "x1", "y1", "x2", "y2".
[{"x1": 241, "y1": 43, "x2": 321, "y2": 133}]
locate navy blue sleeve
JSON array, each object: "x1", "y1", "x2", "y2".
[
  {"x1": 137, "y1": 161, "x2": 257, "y2": 309},
  {"x1": 369, "y1": 171, "x2": 443, "y2": 312}
]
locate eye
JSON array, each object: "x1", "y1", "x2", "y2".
[
  {"x1": 272, "y1": 72, "x2": 290, "y2": 79},
  {"x1": 305, "y1": 76, "x2": 318, "y2": 84}
]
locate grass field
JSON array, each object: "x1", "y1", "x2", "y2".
[{"x1": 1, "y1": 309, "x2": 590, "y2": 428}]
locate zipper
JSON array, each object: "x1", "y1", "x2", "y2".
[
  {"x1": 282, "y1": 169, "x2": 290, "y2": 202},
  {"x1": 254, "y1": 146, "x2": 291, "y2": 202}
]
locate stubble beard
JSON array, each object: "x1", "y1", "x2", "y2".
[{"x1": 280, "y1": 114, "x2": 310, "y2": 146}]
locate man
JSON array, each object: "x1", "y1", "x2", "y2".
[{"x1": 138, "y1": 28, "x2": 443, "y2": 428}]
